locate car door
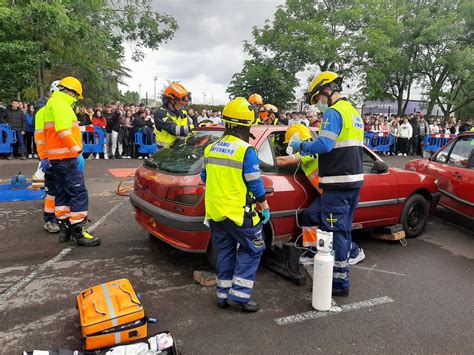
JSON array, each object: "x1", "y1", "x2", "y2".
[
  {"x1": 354, "y1": 148, "x2": 400, "y2": 226},
  {"x1": 426, "y1": 135, "x2": 474, "y2": 216},
  {"x1": 256, "y1": 130, "x2": 314, "y2": 244}
]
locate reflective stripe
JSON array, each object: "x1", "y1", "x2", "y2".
[
  {"x1": 101, "y1": 283, "x2": 119, "y2": 345},
  {"x1": 319, "y1": 130, "x2": 338, "y2": 140},
  {"x1": 319, "y1": 174, "x2": 364, "y2": 184},
  {"x1": 44, "y1": 122, "x2": 55, "y2": 129},
  {"x1": 36, "y1": 139, "x2": 45, "y2": 145},
  {"x1": 217, "y1": 279, "x2": 233, "y2": 288},
  {"x1": 205, "y1": 157, "x2": 243, "y2": 169},
  {"x1": 174, "y1": 126, "x2": 180, "y2": 136},
  {"x1": 35, "y1": 129, "x2": 44, "y2": 134},
  {"x1": 334, "y1": 260, "x2": 348, "y2": 268},
  {"x1": 70, "y1": 211, "x2": 87, "y2": 217},
  {"x1": 233, "y1": 276, "x2": 254, "y2": 289},
  {"x1": 47, "y1": 147, "x2": 70, "y2": 155},
  {"x1": 334, "y1": 140, "x2": 363, "y2": 149},
  {"x1": 244, "y1": 172, "x2": 261, "y2": 181},
  {"x1": 229, "y1": 288, "x2": 251, "y2": 299},
  {"x1": 70, "y1": 145, "x2": 81, "y2": 153},
  {"x1": 334, "y1": 272, "x2": 348, "y2": 280},
  {"x1": 184, "y1": 125, "x2": 190, "y2": 134},
  {"x1": 58, "y1": 129, "x2": 72, "y2": 138},
  {"x1": 216, "y1": 292, "x2": 228, "y2": 299},
  {"x1": 55, "y1": 205, "x2": 69, "y2": 211},
  {"x1": 72, "y1": 121, "x2": 79, "y2": 127}
]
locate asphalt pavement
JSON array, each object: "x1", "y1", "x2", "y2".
[{"x1": 0, "y1": 156, "x2": 473, "y2": 354}]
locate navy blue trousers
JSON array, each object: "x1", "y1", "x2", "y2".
[{"x1": 211, "y1": 218, "x2": 266, "y2": 304}]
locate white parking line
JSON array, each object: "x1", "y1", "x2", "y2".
[
  {"x1": 274, "y1": 296, "x2": 395, "y2": 326},
  {"x1": 0, "y1": 201, "x2": 125, "y2": 303},
  {"x1": 351, "y1": 265, "x2": 407, "y2": 276}
]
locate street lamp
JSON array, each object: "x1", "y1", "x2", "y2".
[
  {"x1": 154, "y1": 76, "x2": 157, "y2": 106},
  {"x1": 202, "y1": 92, "x2": 207, "y2": 105},
  {"x1": 138, "y1": 83, "x2": 142, "y2": 103}
]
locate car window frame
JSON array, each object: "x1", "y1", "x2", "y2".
[
  {"x1": 257, "y1": 136, "x2": 278, "y2": 174},
  {"x1": 432, "y1": 139, "x2": 455, "y2": 165},
  {"x1": 445, "y1": 135, "x2": 473, "y2": 169}
]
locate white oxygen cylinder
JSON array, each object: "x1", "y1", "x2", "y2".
[{"x1": 312, "y1": 229, "x2": 334, "y2": 311}]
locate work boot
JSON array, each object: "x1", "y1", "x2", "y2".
[
  {"x1": 216, "y1": 299, "x2": 229, "y2": 309},
  {"x1": 44, "y1": 221, "x2": 60, "y2": 234},
  {"x1": 227, "y1": 299, "x2": 260, "y2": 312},
  {"x1": 21, "y1": 154, "x2": 26, "y2": 160},
  {"x1": 58, "y1": 220, "x2": 71, "y2": 242},
  {"x1": 332, "y1": 288, "x2": 350, "y2": 297},
  {"x1": 71, "y1": 220, "x2": 101, "y2": 247}
]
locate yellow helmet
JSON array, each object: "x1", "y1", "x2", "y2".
[
  {"x1": 222, "y1": 97, "x2": 256, "y2": 127},
  {"x1": 248, "y1": 93, "x2": 263, "y2": 105},
  {"x1": 284, "y1": 124, "x2": 312, "y2": 143},
  {"x1": 305, "y1": 71, "x2": 342, "y2": 105},
  {"x1": 59, "y1": 76, "x2": 83, "y2": 99},
  {"x1": 264, "y1": 103, "x2": 278, "y2": 113}
]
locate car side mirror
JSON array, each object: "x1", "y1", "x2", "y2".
[{"x1": 372, "y1": 160, "x2": 389, "y2": 174}]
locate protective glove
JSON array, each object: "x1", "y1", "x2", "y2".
[
  {"x1": 289, "y1": 138, "x2": 303, "y2": 153},
  {"x1": 261, "y1": 208, "x2": 271, "y2": 224},
  {"x1": 77, "y1": 154, "x2": 85, "y2": 173},
  {"x1": 39, "y1": 159, "x2": 51, "y2": 173}
]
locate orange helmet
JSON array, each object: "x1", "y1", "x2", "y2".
[
  {"x1": 248, "y1": 93, "x2": 263, "y2": 105},
  {"x1": 163, "y1": 82, "x2": 191, "y2": 103}
]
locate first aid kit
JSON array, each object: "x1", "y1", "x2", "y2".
[
  {"x1": 76, "y1": 279, "x2": 148, "y2": 350},
  {"x1": 23, "y1": 331, "x2": 179, "y2": 355}
]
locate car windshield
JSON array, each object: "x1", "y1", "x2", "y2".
[{"x1": 147, "y1": 130, "x2": 224, "y2": 174}]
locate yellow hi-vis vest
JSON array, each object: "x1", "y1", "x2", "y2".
[
  {"x1": 204, "y1": 135, "x2": 260, "y2": 227},
  {"x1": 155, "y1": 107, "x2": 191, "y2": 148},
  {"x1": 300, "y1": 154, "x2": 321, "y2": 193},
  {"x1": 318, "y1": 99, "x2": 364, "y2": 189}
]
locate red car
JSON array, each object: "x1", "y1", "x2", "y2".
[
  {"x1": 406, "y1": 131, "x2": 473, "y2": 219},
  {"x1": 131, "y1": 126, "x2": 440, "y2": 262}
]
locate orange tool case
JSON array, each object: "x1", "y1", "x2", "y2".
[{"x1": 76, "y1": 279, "x2": 147, "y2": 350}]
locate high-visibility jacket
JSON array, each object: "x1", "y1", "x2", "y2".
[
  {"x1": 204, "y1": 135, "x2": 260, "y2": 227},
  {"x1": 43, "y1": 91, "x2": 82, "y2": 160},
  {"x1": 318, "y1": 99, "x2": 364, "y2": 190},
  {"x1": 300, "y1": 153, "x2": 322, "y2": 194},
  {"x1": 155, "y1": 107, "x2": 191, "y2": 148},
  {"x1": 34, "y1": 107, "x2": 47, "y2": 160}
]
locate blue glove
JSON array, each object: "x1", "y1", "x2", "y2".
[
  {"x1": 77, "y1": 154, "x2": 85, "y2": 173},
  {"x1": 39, "y1": 159, "x2": 51, "y2": 173},
  {"x1": 289, "y1": 138, "x2": 302, "y2": 153},
  {"x1": 261, "y1": 208, "x2": 271, "y2": 224}
]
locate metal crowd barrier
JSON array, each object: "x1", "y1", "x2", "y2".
[
  {"x1": 0, "y1": 124, "x2": 17, "y2": 154},
  {"x1": 82, "y1": 126, "x2": 106, "y2": 154}
]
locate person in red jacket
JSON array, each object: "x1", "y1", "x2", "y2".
[{"x1": 92, "y1": 109, "x2": 108, "y2": 159}]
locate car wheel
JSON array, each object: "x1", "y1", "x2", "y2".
[{"x1": 400, "y1": 194, "x2": 429, "y2": 238}]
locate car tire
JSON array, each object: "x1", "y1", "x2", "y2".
[{"x1": 400, "y1": 194, "x2": 429, "y2": 238}]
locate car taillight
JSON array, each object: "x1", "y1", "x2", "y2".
[{"x1": 166, "y1": 185, "x2": 205, "y2": 205}]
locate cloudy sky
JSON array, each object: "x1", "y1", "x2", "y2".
[{"x1": 119, "y1": 0, "x2": 286, "y2": 105}]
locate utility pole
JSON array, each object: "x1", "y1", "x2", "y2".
[
  {"x1": 138, "y1": 83, "x2": 142, "y2": 103},
  {"x1": 202, "y1": 92, "x2": 207, "y2": 105},
  {"x1": 154, "y1": 76, "x2": 157, "y2": 107}
]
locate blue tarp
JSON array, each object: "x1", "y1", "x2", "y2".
[{"x1": 0, "y1": 184, "x2": 45, "y2": 202}]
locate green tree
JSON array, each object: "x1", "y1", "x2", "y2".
[
  {"x1": 0, "y1": 0, "x2": 177, "y2": 102},
  {"x1": 122, "y1": 90, "x2": 140, "y2": 104},
  {"x1": 227, "y1": 59, "x2": 298, "y2": 109},
  {"x1": 355, "y1": 0, "x2": 425, "y2": 115}
]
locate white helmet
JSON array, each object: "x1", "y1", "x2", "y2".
[{"x1": 49, "y1": 80, "x2": 61, "y2": 94}]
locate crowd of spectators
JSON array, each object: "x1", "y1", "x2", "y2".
[{"x1": 0, "y1": 98, "x2": 472, "y2": 160}]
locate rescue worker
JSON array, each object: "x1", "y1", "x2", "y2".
[
  {"x1": 202, "y1": 97, "x2": 270, "y2": 312},
  {"x1": 44, "y1": 76, "x2": 100, "y2": 246},
  {"x1": 154, "y1": 82, "x2": 193, "y2": 148},
  {"x1": 257, "y1": 104, "x2": 280, "y2": 125},
  {"x1": 248, "y1": 93, "x2": 264, "y2": 110},
  {"x1": 279, "y1": 124, "x2": 364, "y2": 265},
  {"x1": 290, "y1": 71, "x2": 364, "y2": 296},
  {"x1": 35, "y1": 80, "x2": 62, "y2": 234}
]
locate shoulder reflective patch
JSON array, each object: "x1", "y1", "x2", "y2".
[{"x1": 352, "y1": 115, "x2": 364, "y2": 129}]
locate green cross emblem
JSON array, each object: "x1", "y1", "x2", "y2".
[{"x1": 326, "y1": 213, "x2": 338, "y2": 228}]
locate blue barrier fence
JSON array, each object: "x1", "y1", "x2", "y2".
[
  {"x1": 135, "y1": 131, "x2": 158, "y2": 154},
  {"x1": 423, "y1": 134, "x2": 456, "y2": 152},
  {"x1": 0, "y1": 124, "x2": 17, "y2": 154},
  {"x1": 82, "y1": 127, "x2": 106, "y2": 154}
]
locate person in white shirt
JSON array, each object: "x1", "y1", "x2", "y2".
[
  {"x1": 429, "y1": 119, "x2": 441, "y2": 134},
  {"x1": 397, "y1": 117, "x2": 412, "y2": 156}
]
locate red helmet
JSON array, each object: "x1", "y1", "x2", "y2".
[{"x1": 163, "y1": 82, "x2": 191, "y2": 103}]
